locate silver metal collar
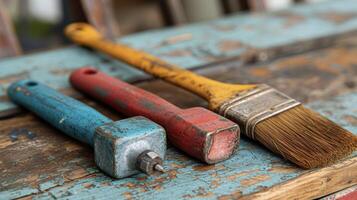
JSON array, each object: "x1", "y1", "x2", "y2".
[{"x1": 218, "y1": 84, "x2": 301, "y2": 140}]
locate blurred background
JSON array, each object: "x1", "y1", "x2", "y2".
[{"x1": 1, "y1": 0, "x2": 327, "y2": 57}]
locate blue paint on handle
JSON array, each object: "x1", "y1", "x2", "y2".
[{"x1": 7, "y1": 80, "x2": 111, "y2": 146}]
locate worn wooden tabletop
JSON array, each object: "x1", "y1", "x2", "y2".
[{"x1": 0, "y1": 0, "x2": 356, "y2": 199}]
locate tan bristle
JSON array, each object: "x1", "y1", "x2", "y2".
[{"x1": 255, "y1": 105, "x2": 357, "y2": 169}]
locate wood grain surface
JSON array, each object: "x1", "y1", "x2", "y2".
[
  {"x1": 0, "y1": 0, "x2": 357, "y2": 116},
  {"x1": 0, "y1": 0, "x2": 356, "y2": 199},
  {"x1": 0, "y1": 40, "x2": 356, "y2": 199}
]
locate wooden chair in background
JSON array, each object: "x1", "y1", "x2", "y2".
[
  {"x1": 0, "y1": 0, "x2": 308, "y2": 59},
  {"x1": 80, "y1": 0, "x2": 120, "y2": 39},
  {"x1": 80, "y1": 0, "x2": 308, "y2": 36},
  {"x1": 246, "y1": 0, "x2": 305, "y2": 12},
  {"x1": 0, "y1": 0, "x2": 21, "y2": 58}
]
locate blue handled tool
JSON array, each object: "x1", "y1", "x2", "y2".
[{"x1": 7, "y1": 80, "x2": 167, "y2": 178}]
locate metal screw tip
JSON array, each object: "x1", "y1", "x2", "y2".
[{"x1": 154, "y1": 164, "x2": 165, "y2": 173}]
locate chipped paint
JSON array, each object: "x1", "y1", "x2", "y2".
[
  {"x1": 0, "y1": 0, "x2": 357, "y2": 198},
  {"x1": 70, "y1": 67, "x2": 239, "y2": 164},
  {"x1": 7, "y1": 80, "x2": 111, "y2": 146},
  {"x1": 38, "y1": 178, "x2": 65, "y2": 192},
  {"x1": 0, "y1": 187, "x2": 39, "y2": 199},
  {"x1": 192, "y1": 165, "x2": 219, "y2": 172},
  {"x1": 5, "y1": 92, "x2": 350, "y2": 200},
  {"x1": 240, "y1": 174, "x2": 271, "y2": 187},
  {"x1": 1, "y1": 0, "x2": 357, "y2": 114},
  {"x1": 318, "y1": 12, "x2": 357, "y2": 24},
  {"x1": 343, "y1": 115, "x2": 357, "y2": 126},
  {"x1": 7, "y1": 80, "x2": 167, "y2": 179},
  {"x1": 268, "y1": 165, "x2": 300, "y2": 174}
]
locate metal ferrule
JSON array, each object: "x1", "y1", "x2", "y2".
[{"x1": 218, "y1": 84, "x2": 301, "y2": 140}]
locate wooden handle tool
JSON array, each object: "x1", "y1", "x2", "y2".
[
  {"x1": 70, "y1": 67, "x2": 239, "y2": 164},
  {"x1": 65, "y1": 23, "x2": 255, "y2": 111},
  {"x1": 7, "y1": 80, "x2": 167, "y2": 178},
  {"x1": 65, "y1": 23, "x2": 357, "y2": 169}
]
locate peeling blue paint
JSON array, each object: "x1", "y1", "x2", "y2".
[
  {"x1": 0, "y1": 0, "x2": 357, "y2": 113},
  {"x1": 7, "y1": 80, "x2": 112, "y2": 146},
  {"x1": 0, "y1": 187, "x2": 39, "y2": 200},
  {"x1": 4, "y1": 93, "x2": 354, "y2": 199},
  {"x1": 0, "y1": 0, "x2": 356, "y2": 198},
  {"x1": 39, "y1": 177, "x2": 65, "y2": 192}
]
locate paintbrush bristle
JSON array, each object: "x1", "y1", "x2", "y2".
[{"x1": 255, "y1": 105, "x2": 357, "y2": 169}]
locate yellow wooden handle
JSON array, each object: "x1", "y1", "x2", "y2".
[{"x1": 65, "y1": 23, "x2": 256, "y2": 110}]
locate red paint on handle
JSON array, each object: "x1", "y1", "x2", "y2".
[{"x1": 70, "y1": 67, "x2": 239, "y2": 164}]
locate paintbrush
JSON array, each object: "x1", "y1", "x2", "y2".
[{"x1": 65, "y1": 23, "x2": 357, "y2": 168}]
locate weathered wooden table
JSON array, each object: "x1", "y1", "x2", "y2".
[{"x1": 0, "y1": 0, "x2": 356, "y2": 199}]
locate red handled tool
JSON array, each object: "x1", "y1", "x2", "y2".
[{"x1": 70, "y1": 67, "x2": 240, "y2": 164}]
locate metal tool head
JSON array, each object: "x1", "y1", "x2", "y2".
[
  {"x1": 94, "y1": 116, "x2": 166, "y2": 178},
  {"x1": 166, "y1": 107, "x2": 239, "y2": 164}
]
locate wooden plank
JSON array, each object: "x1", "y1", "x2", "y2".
[
  {"x1": 0, "y1": 97, "x2": 120, "y2": 199},
  {"x1": 0, "y1": 0, "x2": 357, "y2": 115},
  {"x1": 0, "y1": 42, "x2": 356, "y2": 199},
  {"x1": 1, "y1": 92, "x2": 356, "y2": 199},
  {"x1": 119, "y1": 0, "x2": 357, "y2": 65},
  {"x1": 320, "y1": 185, "x2": 357, "y2": 200},
  {"x1": 241, "y1": 157, "x2": 357, "y2": 200}
]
